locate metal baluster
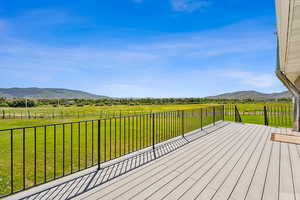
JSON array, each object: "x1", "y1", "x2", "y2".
[
  {"x1": 91, "y1": 121, "x2": 94, "y2": 165},
  {"x1": 140, "y1": 115, "x2": 142, "y2": 150},
  {"x1": 109, "y1": 119, "x2": 112, "y2": 160},
  {"x1": 44, "y1": 126, "x2": 47, "y2": 182},
  {"x1": 22, "y1": 128, "x2": 25, "y2": 189},
  {"x1": 97, "y1": 120, "x2": 101, "y2": 170},
  {"x1": 11, "y1": 129, "x2": 14, "y2": 193},
  {"x1": 128, "y1": 117, "x2": 130, "y2": 153},
  {"x1": 34, "y1": 127, "x2": 37, "y2": 185},
  {"x1": 71, "y1": 123, "x2": 73, "y2": 173},
  {"x1": 119, "y1": 117, "x2": 121, "y2": 157},
  {"x1": 182, "y1": 110, "x2": 185, "y2": 137},
  {"x1": 152, "y1": 113, "x2": 155, "y2": 155},
  {"x1": 123, "y1": 117, "x2": 126, "y2": 155},
  {"x1": 104, "y1": 120, "x2": 107, "y2": 161},
  {"x1": 85, "y1": 122, "x2": 87, "y2": 168},
  {"x1": 115, "y1": 118, "x2": 117, "y2": 158},
  {"x1": 78, "y1": 122, "x2": 81, "y2": 170},
  {"x1": 54, "y1": 125, "x2": 56, "y2": 178}
]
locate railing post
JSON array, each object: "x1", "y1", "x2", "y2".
[
  {"x1": 10, "y1": 129, "x2": 13, "y2": 193},
  {"x1": 235, "y1": 105, "x2": 237, "y2": 122},
  {"x1": 152, "y1": 113, "x2": 155, "y2": 150},
  {"x1": 213, "y1": 107, "x2": 215, "y2": 125},
  {"x1": 152, "y1": 113, "x2": 156, "y2": 158},
  {"x1": 201, "y1": 108, "x2": 203, "y2": 130},
  {"x1": 222, "y1": 105, "x2": 225, "y2": 121},
  {"x1": 264, "y1": 106, "x2": 269, "y2": 126},
  {"x1": 97, "y1": 120, "x2": 101, "y2": 170},
  {"x1": 234, "y1": 105, "x2": 242, "y2": 123},
  {"x1": 182, "y1": 110, "x2": 185, "y2": 137}
]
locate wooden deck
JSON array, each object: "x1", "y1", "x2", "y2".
[{"x1": 5, "y1": 121, "x2": 300, "y2": 200}]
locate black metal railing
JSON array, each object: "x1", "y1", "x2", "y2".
[
  {"x1": 264, "y1": 104, "x2": 293, "y2": 127},
  {"x1": 224, "y1": 104, "x2": 292, "y2": 127},
  {"x1": 234, "y1": 105, "x2": 242, "y2": 123},
  {"x1": 0, "y1": 105, "x2": 224, "y2": 197}
]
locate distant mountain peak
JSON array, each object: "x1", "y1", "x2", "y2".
[
  {"x1": 0, "y1": 88, "x2": 108, "y2": 99},
  {"x1": 207, "y1": 90, "x2": 292, "y2": 100}
]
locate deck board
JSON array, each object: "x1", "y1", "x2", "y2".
[
  {"x1": 193, "y1": 123, "x2": 262, "y2": 200},
  {"x1": 261, "y1": 127, "x2": 280, "y2": 200},
  {"x1": 279, "y1": 128, "x2": 295, "y2": 200},
  {"x1": 5, "y1": 122, "x2": 300, "y2": 200},
  {"x1": 209, "y1": 125, "x2": 267, "y2": 200},
  {"x1": 244, "y1": 126, "x2": 273, "y2": 200}
]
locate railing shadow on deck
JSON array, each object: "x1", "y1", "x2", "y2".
[{"x1": 15, "y1": 121, "x2": 229, "y2": 200}]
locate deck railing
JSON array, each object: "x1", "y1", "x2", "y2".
[
  {"x1": 0, "y1": 105, "x2": 224, "y2": 198},
  {"x1": 224, "y1": 104, "x2": 293, "y2": 127}
]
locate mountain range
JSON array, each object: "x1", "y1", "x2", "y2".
[
  {"x1": 0, "y1": 88, "x2": 293, "y2": 100},
  {"x1": 0, "y1": 88, "x2": 107, "y2": 99},
  {"x1": 207, "y1": 90, "x2": 292, "y2": 100}
]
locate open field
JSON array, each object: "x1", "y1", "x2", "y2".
[
  {"x1": 0, "y1": 102, "x2": 293, "y2": 129},
  {"x1": 0, "y1": 104, "x2": 219, "y2": 129}
]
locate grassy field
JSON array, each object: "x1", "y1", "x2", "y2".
[
  {"x1": 0, "y1": 104, "x2": 219, "y2": 129},
  {"x1": 0, "y1": 104, "x2": 220, "y2": 120},
  {"x1": 0, "y1": 102, "x2": 292, "y2": 196},
  {"x1": 0, "y1": 102, "x2": 293, "y2": 129}
]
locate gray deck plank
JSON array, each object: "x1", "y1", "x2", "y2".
[
  {"x1": 209, "y1": 125, "x2": 268, "y2": 200},
  {"x1": 227, "y1": 125, "x2": 272, "y2": 200},
  {"x1": 279, "y1": 127, "x2": 296, "y2": 200},
  {"x1": 289, "y1": 137, "x2": 300, "y2": 200},
  {"x1": 243, "y1": 126, "x2": 274, "y2": 200},
  {"x1": 168, "y1": 124, "x2": 255, "y2": 200},
  {"x1": 193, "y1": 124, "x2": 263, "y2": 200},
  {"x1": 129, "y1": 124, "x2": 250, "y2": 200},
  {"x1": 261, "y1": 127, "x2": 280, "y2": 200}
]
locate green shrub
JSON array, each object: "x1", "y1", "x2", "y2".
[
  {"x1": 0, "y1": 103, "x2": 8, "y2": 107},
  {"x1": 8, "y1": 99, "x2": 35, "y2": 108}
]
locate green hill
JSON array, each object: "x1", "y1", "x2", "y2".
[
  {"x1": 207, "y1": 90, "x2": 292, "y2": 100},
  {"x1": 0, "y1": 88, "x2": 108, "y2": 99}
]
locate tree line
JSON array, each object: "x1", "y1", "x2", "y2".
[{"x1": 0, "y1": 97, "x2": 292, "y2": 108}]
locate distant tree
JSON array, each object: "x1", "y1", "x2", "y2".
[{"x1": 8, "y1": 99, "x2": 35, "y2": 107}]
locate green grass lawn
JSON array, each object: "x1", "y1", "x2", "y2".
[
  {"x1": 0, "y1": 104, "x2": 220, "y2": 122},
  {"x1": 0, "y1": 104, "x2": 218, "y2": 129}
]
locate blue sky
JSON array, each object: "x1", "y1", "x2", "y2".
[{"x1": 0, "y1": 0, "x2": 285, "y2": 97}]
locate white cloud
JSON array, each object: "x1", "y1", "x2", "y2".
[
  {"x1": 171, "y1": 0, "x2": 211, "y2": 12},
  {"x1": 0, "y1": 18, "x2": 282, "y2": 97},
  {"x1": 221, "y1": 70, "x2": 278, "y2": 89}
]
